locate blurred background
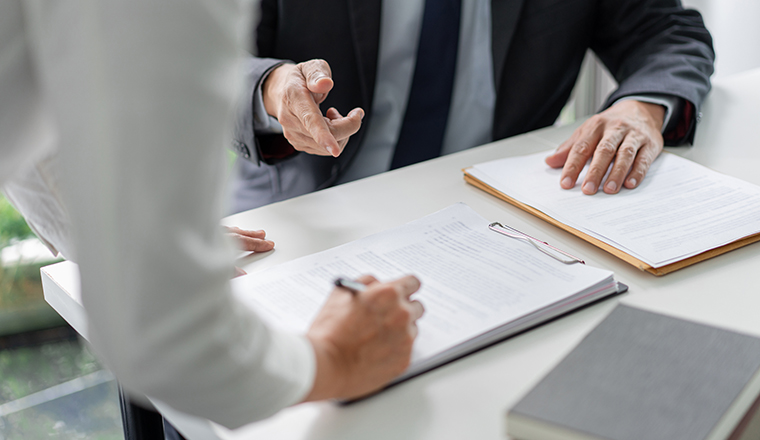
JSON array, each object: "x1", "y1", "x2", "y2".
[
  {"x1": 0, "y1": 194, "x2": 123, "y2": 439},
  {"x1": 0, "y1": 1, "x2": 758, "y2": 438}
]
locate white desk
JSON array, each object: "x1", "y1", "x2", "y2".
[{"x1": 42, "y1": 68, "x2": 760, "y2": 440}]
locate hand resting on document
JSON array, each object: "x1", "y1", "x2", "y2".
[
  {"x1": 303, "y1": 275, "x2": 425, "y2": 402},
  {"x1": 545, "y1": 100, "x2": 666, "y2": 195}
]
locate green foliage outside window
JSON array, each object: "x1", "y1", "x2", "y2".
[
  {"x1": 0, "y1": 196, "x2": 33, "y2": 249},
  {"x1": 0, "y1": 195, "x2": 64, "y2": 335}
]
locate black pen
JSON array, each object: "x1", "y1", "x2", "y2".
[{"x1": 334, "y1": 277, "x2": 367, "y2": 295}]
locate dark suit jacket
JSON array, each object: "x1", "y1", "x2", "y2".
[{"x1": 231, "y1": 0, "x2": 714, "y2": 212}]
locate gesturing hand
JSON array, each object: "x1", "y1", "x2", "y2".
[
  {"x1": 263, "y1": 59, "x2": 364, "y2": 157},
  {"x1": 545, "y1": 100, "x2": 666, "y2": 195},
  {"x1": 303, "y1": 275, "x2": 424, "y2": 402}
]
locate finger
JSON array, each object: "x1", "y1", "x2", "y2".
[
  {"x1": 389, "y1": 275, "x2": 421, "y2": 299},
  {"x1": 326, "y1": 108, "x2": 364, "y2": 143},
  {"x1": 282, "y1": 127, "x2": 336, "y2": 156},
  {"x1": 559, "y1": 126, "x2": 604, "y2": 190},
  {"x1": 544, "y1": 134, "x2": 577, "y2": 169},
  {"x1": 235, "y1": 237, "x2": 275, "y2": 253},
  {"x1": 291, "y1": 93, "x2": 340, "y2": 156},
  {"x1": 288, "y1": 108, "x2": 363, "y2": 157},
  {"x1": 624, "y1": 141, "x2": 662, "y2": 189},
  {"x1": 356, "y1": 274, "x2": 380, "y2": 286},
  {"x1": 299, "y1": 59, "x2": 334, "y2": 100},
  {"x1": 281, "y1": 106, "x2": 361, "y2": 156},
  {"x1": 407, "y1": 321, "x2": 419, "y2": 339},
  {"x1": 226, "y1": 226, "x2": 267, "y2": 239},
  {"x1": 602, "y1": 133, "x2": 641, "y2": 194},
  {"x1": 580, "y1": 129, "x2": 626, "y2": 195},
  {"x1": 407, "y1": 300, "x2": 425, "y2": 322},
  {"x1": 325, "y1": 107, "x2": 342, "y2": 120}
]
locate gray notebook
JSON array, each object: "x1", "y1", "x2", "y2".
[{"x1": 507, "y1": 305, "x2": 760, "y2": 440}]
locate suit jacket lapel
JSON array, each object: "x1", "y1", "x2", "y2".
[
  {"x1": 491, "y1": 0, "x2": 525, "y2": 89},
  {"x1": 347, "y1": 0, "x2": 382, "y2": 111}
]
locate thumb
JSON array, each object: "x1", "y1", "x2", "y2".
[{"x1": 300, "y1": 59, "x2": 334, "y2": 102}]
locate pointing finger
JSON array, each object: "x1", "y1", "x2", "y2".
[{"x1": 290, "y1": 87, "x2": 340, "y2": 155}]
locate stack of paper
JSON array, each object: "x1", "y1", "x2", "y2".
[
  {"x1": 465, "y1": 151, "x2": 760, "y2": 274},
  {"x1": 232, "y1": 203, "x2": 622, "y2": 385}
]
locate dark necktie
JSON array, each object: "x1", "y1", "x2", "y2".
[{"x1": 390, "y1": 0, "x2": 462, "y2": 169}]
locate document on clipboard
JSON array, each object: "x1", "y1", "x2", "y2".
[
  {"x1": 464, "y1": 151, "x2": 760, "y2": 276},
  {"x1": 232, "y1": 203, "x2": 625, "y2": 388}
]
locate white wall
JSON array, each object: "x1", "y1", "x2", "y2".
[
  {"x1": 567, "y1": 0, "x2": 760, "y2": 121},
  {"x1": 682, "y1": 0, "x2": 760, "y2": 79}
]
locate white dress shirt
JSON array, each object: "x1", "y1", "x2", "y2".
[{"x1": 0, "y1": 0, "x2": 314, "y2": 429}]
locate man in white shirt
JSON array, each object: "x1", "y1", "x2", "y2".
[
  {"x1": 230, "y1": 0, "x2": 714, "y2": 212},
  {"x1": 0, "y1": 0, "x2": 424, "y2": 430}
]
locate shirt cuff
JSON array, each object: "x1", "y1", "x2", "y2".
[
  {"x1": 613, "y1": 94, "x2": 682, "y2": 134},
  {"x1": 253, "y1": 65, "x2": 286, "y2": 135},
  {"x1": 264, "y1": 329, "x2": 317, "y2": 408}
]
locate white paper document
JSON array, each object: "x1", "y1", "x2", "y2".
[
  {"x1": 232, "y1": 203, "x2": 618, "y2": 382},
  {"x1": 468, "y1": 152, "x2": 760, "y2": 268}
]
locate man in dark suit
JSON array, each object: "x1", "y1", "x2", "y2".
[{"x1": 230, "y1": 0, "x2": 714, "y2": 213}]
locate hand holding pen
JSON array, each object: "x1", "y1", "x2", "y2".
[{"x1": 302, "y1": 275, "x2": 424, "y2": 402}]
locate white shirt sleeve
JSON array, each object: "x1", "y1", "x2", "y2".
[
  {"x1": 613, "y1": 94, "x2": 681, "y2": 134},
  {"x1": 19, "y1": 0, "x2": 315, "y2": 429}
]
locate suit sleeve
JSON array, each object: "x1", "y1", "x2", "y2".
[
  {"x1": 591, "y1": 0, "x2": 715, "y2": 145},
  {"x1": 232, "y1": 56, "x2": 293, "y2": 165}
]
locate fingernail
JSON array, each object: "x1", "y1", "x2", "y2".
[
  {"x1": 605, "y1": 181, "x2": 617, "y2": 192},
  {"x1": 582, "y1": 182, "x2": 596, "y2": 194},
  {"x1": 561, "y1": 177, "x2": 573, "y2": 189},
  {"x1": 627, "y1": 178, "x2": 637, "y2": 187},
  {"x1": 325, "y1": 146, "x2": 336, "y2": 156}
]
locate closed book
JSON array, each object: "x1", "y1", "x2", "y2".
[{"x1": 507, "y1": 305, "x2": 760, "y2": 440}]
